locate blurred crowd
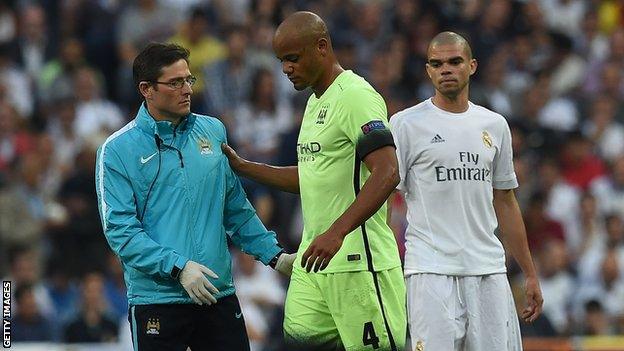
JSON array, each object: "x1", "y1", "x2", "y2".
[{"x1": 1, "y1": 0, "x2": 624, "y2": 349}]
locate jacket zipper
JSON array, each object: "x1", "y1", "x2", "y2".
[
  {"x1": 173, "y1": 124, "x2": 195, "y2": 257},
  {"x1": 172, "y1": 126, "x2": 184, "y2": 168}
]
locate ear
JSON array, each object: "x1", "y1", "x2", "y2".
[
  {"x1": 425, "y1": 63, "x2": 432, "y2": 79},
  {"x1": 469, "y1": 59, "x2": 478, "y2": 76},
  {"x1": 318, "y1": 38, "x2": 328, "y2": 56},
  {"x1": 139, "y1": 81, "x2": 153, "y2": 100}
]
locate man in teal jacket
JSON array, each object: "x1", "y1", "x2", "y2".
[{"x1": 95, "y1": 43, "x2": 295, "y2": 351}]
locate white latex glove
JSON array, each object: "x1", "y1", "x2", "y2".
[
  {"x1": 179, "y1": 260, "x2": 219, "y2": 305},
  {"x1": 275, "y1": 253, "x2": 296, "y2": 276}
]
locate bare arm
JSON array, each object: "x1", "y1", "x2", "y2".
[
  {"x1": 301, "y1": 145, "x2": 399, "y2": 272},
  {"x1": 221, "y1": 143, "x2": 299, "y2": 194},
  {"x1": 493, "y1": 188, "x2": 543, "y2": 323},
  {"x1": 330, "y1": 145, "x2": 399, "y2": 237}
]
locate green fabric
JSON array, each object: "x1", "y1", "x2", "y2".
[
  {"x1": 284, "y1": 266, "x2": 407, "y2": 350},
  {"x1": 296, "y1": 70, "x2": 401, "y2": 273}
]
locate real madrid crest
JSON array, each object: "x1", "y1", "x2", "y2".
[
  {"x1": 146, "y1": 317, "x2": 160, "y2": 335},
  {"x1": 482, "y1": 130, "x2": 492, "y2": 148},
  {"x1": 416, "y1": 340, "x2": 424, "y2": 351},
  {"x1": 199, "y1": 137, "x2": 213, "y2": 155}
]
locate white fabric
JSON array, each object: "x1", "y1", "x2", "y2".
[
  {"x1": 540, "y1": 272, "x2": 574, "y2": 333},
  {"x1": 549, "y1": 54, "x2": 586, "y2": 97},
  {"x1": 74, "y1": 100, "x2": 124, "y2": 140},
  {"x1": 545, "y1": 181, "x2": 581, "y2": 251},
  {"x1": 390, "y1": 98, "x2": 516, "y2": 276},
  {"x1": 538, "y1": 97, "x2": 578, "y2": 132},
  {"x1": 583, "y1": 121, "x2": 624, "y2": 162},
  {"x1": 235, "y1": 260, "x2": 285, "y2": 351},
  {"x1": 0, "y1": 66, "x2": 33, "y2": 118},
  {"x1": 590, "y1": 176, "x2": 624, "y2": 219},
  {"x1": 406, "y1": 273, "x2": 521, "y2": 351},
  {"x1": 539, "y1": 0, "x2": 586, "y2": 35},
  {"x1": 233, "y1": 102, "x2": 292, "y2": 154}
]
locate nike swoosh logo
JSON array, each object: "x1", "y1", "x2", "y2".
[
  {"x1": 235, "y1": 312, "x2": 242, "y2": 319},
  {"x1": 140, "y1": 152, "x2": 158, "y2": 164}
]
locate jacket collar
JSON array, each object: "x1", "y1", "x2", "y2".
[{"x1": 135, "y1": 103, "x2": 194, "y2": 141}]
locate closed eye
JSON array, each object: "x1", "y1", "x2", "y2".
[{"x1": 280, "y1": 55, "x2": 299, "y2": 63}]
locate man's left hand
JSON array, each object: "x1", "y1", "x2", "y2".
[
  {"x1": 301, "y1": 230, "x2": 344, "y2": 272},
  {"x1": 520, "y1": 275, "x2": 543, "y2": 323}
]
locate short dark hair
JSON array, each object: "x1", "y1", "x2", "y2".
[
  {"x1": 585, "y1": 299, "x2": 603, "y2": 313},
  {"x1": 132, "y1": 42, "x2": 190, "y2": 91}
]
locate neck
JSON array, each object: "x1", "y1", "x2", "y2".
[
  {"x1": 146, "y1": 104, "x2": 183, "y2": 126},
  {"x1": 432, "y1": 88, "x2": 470, "y2": 113},
  {"x1": 312, "y1": 62, "x2": 344, "y2": 98}
]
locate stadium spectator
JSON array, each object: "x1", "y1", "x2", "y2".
[
  {"x1": 63, "y1": 271, "x2": 119, "y2": 343},
  {"x1": 234, "y1": 250, "x2": 286, "y2": 351},
  {"x1": 14, "y1": 4, "x2": 54, "y2": 81},
  {"x1": 38, "y1": 38, "x2": 86, "y2": 107},
  {"x1": 168, "y1": 6, "x2": 227, "y2": 113},
  {"x1": 203, "y1": 25, "x2": 255, "y2": 120},
  {"x1": 582, "y1": 300, "x2": 612, "y2": 335},
  {"x1": 11, "y1": 283, "x2": 56, "y2": 342},
  {"x1": 591, "y1": 156, "x2": 624, "y2": 218},
  {"x1": 536, "y1": 239, "x2": 574, "y2": 334},
  {"x1": 4, "y1": 246, "x2": 55, "y2": 318},
  {"x1": 524, "y1": 192, "x2": 566, "y2": 252},
  {"x1": 0, "y1": 43, "x2": 32, "y2": 119},
  {"x1": 538, "y1": 158, "x2": 581, "y2": 246},
  {"x1": 582, "y1": 95, "x2": 624, "y2": 162}
]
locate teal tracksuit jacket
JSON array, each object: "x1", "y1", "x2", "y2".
[{"x1": 95, "y1": 103, "x2": 281, "y2": 305}]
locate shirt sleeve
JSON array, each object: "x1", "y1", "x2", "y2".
[
  {"x1": 492, "y1": 119, "x2": 518, "y2": 189},
  {"x1": 95, "y1": 145, "x2": 188, "y2": 280},
  {"x1": 218, "y1": 120, "x2": 281, "y2": 265},
  {"x1": 223, "y1": 164, "x2": 282, "y2": 265},
  {"x1": 338, "y1": 87, "x2": 395, "y2": 160}
]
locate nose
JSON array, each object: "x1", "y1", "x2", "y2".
[
  {"x1": 182, "y1": 81, "x2": 193, "y2": 95},
  {"x1": 440, "y1": 65, "x2": 452, "y2": 75},
  {"x1": 282, "y1": 62, "x2": 294, "y2": 75}
]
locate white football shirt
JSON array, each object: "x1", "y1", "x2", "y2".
[{"x1": 390, "y1": 98, "x2": 518, "y2": 276}]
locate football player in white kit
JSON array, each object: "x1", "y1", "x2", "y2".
[{"x1": 389, "y1": 32, "x2": 543, "y2": 351}]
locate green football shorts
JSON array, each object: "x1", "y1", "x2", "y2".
[{"x1": 283, "y1": 266, "x2": 406, "y2": 351}]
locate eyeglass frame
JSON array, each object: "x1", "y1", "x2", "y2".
[{"x1": 150, "y1": 75, "x2": 197, "y2": 90}]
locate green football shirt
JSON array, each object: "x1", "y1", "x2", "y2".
[{"x1": 296, "y1": 70, "x2": 402, "y2": 273}]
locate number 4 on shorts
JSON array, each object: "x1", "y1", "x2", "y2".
[{"x1": 362, "y1": 321, "x2": 380, "y2": 349}]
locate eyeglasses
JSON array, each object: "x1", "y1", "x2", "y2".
[{"x1": 152, "y1": 75, "x2": 197, "y2": 89}]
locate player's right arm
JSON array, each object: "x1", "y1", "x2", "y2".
[{"x1": 221, "y1": 143, "x2": 300, "y2": 193}]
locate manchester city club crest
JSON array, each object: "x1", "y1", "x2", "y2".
[
  {"x1": 316, "y1": 103, "x2": 329, "y2": 124},
  {"x1": 199, "y1": 138, "x2": 213, "y2": 155},
  {"x1": 482, "y1": 130, "x2": 492, "y2": 148},
  {"x1": 146, "y1": 318, "x2": 160, "y2": 335}
]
